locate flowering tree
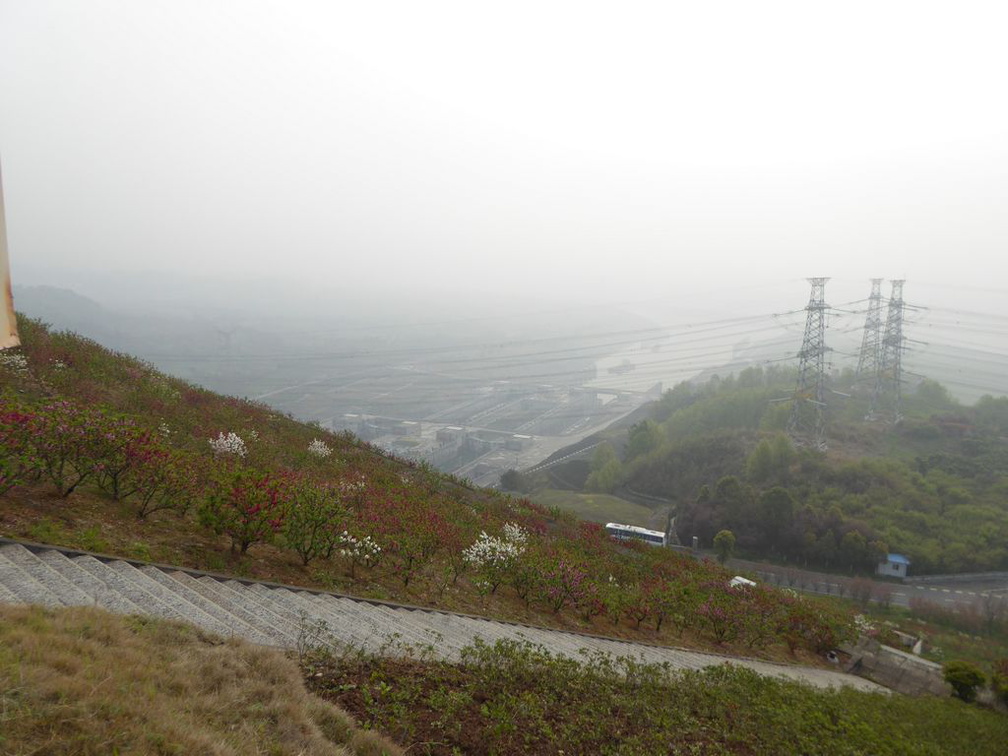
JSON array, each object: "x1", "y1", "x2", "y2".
[
  {"x1": 623, "y1": 582, "x2": 653, "y2": 629},
  {"x1": 776, "y1": 593, "x2": 855, "y2": 654},
  {"x1": 92, "y1": 417, "x2": 154, "y2": 501},
  {"x1": 199, "y1": 466, "x2": 289, "y2": 554},
  {"x1": 537, "y1": 553, "x2": 589, "y2": 613},
  {"x1": 208, "y1": 431, "x2": 247, "y2": 458},
  {"x1": 598, "y1": 576, "x2": 631, "y2": 626},
  {"x1": 29, "y1": 400, "x2": 105, "y2": 497},
  {"x1": 463, "y1": 523, "x2": 528, "y2": 594},
  {"x1": 385, "y1": 503, "x2": 451, "y2": 587},
  {"x1": 282, "y1": 481, "x2": 348, "y2": 565},
  {"x1": 574, "y1": 577, "x2": 608, "y2": 622},
  {"x1": 736, "y1": 586, "x2": 786, "y2": 650},
  {"x1": 339, "y1": 475, "x2": 368, "y2": 509},
  {"x1": 138, "y1": 450, "x2": 200, "y2": 519},
  {"x1": 307, "y1": 438, "x2": 332, "y2": 458},
  {"x1": 0, "y1": 349, "x2": 29, "y2": 374},
  {"x1": 338, "y1": 531, "x2": 382, "y2": 578},
  {"x1": 507, "y1": 545, "x2": 542, "y2": 606},
  {"x1": 0, "y1": 402, "x2": 40, "y2": 494},
  {"x1": 695, "y1": 582, "x2": 742, "y2": 644}
]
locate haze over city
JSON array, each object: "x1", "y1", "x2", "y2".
[{"x1": 2, "y1": 1, "x2": 1008, "y2": 478}]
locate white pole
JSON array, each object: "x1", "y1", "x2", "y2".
[{"x1": 0, "y1": 159, "x2": 19, "y2": 349}]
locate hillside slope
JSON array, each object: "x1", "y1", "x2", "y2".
[
  {"x1": 0, "y1": 603, "x2": 401, "y2": 756},
  {"x1": 538, "y1": 365, "x2": 1008, "y2": 574},
  {"x1": 0, "y1": 314, "x2": 856, "y2": 663},
  {"x1": 4, "y1": 316, "x2": 1008, "y2": 754}
]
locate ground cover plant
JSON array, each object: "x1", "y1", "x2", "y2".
[
  {"x1": 306, "y1": 636, "x2": 1008, "y2": 755},
  {"x1": 0, "y1": 604, "x2": 401, "y2": 756},
  {"x1": 0, "y1": 316, "x2": 855, "y2": 663}
]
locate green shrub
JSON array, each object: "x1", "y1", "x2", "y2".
[{"x1": 944, "y1": 660, "x2": 986, "y2": 702}]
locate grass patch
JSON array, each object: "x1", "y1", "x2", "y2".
[
  {"x1": 308, "y1": 637, "x2": 1008, "y2": 755},
  {"x1": 530, "y1": 488, "x2": 657, "y2": 527},
  {"x1": 0, "y1": 604, "x2": 402, "y2": 756}
]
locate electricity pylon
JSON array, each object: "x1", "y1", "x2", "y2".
[
  {"x1": 788, "y1": 277, "x2": 830, "y2": 449},
  {"x1": 856, "y1": 278, "x2": 884, "y2": 380},
  {"x1": 869, "y1": 279, "x2": 905, "y2": 423}
]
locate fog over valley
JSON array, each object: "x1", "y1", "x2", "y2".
[
  {"x1": 12, "y1": 268, "x2": 1008, "y2": 487},
  {"x1": 3, "y1": 1, "x2": 1008, "y2": 484}
]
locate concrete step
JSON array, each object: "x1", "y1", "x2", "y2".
[
  {"x1": 0, "y1": 577, "x2": 23, "y2": 604},
  {"x1": 0, "y1": 544, "x2": 884, "y2": 692},
  {"x1": 293, "y1": 594, "x2": 368, "y2": 651},
  {"x1": 461, "y1": 617, "x2": 524, "y2": 648},
  {"x1": 243, "y1": 584, "x2": 347, "y2": 648},
  {"x1": 0, "y1": 544, "x2": 93, "y2": 606},
  {"x1": 255, "y1": 586, "x2": 406, "y2": 654},
  {"x1": 302, "y1": 594, "x2": 364, "y2": 637},
  {"x1": 370, "y1": 605, "x2": 448, "y2": 651},
  {"x1": 36, "y1": 550, "x2": 145, "y2": 615},
  {"x1": 104, "y1": 561, "x2": 241, "y2": 640},
  {"x1": 0, "y1": 551, "x2": 69, "y2": 608},
  {"x1": 304, "y1": 595, "x2": 406, "y2": 652},
  {"x1": 137, "y1": 566, "x2": 275, "y2": 646},
  {"x1": 408, "y1": 611, "x2": 484, "y2": 660},
  {"x1": 217, "y1": 581, "x2": 304, "y2": 642},
  {"x1": 165, "y1": 572, "x2": 292, "y2": 647},
  {"x1": 71, "y1": 555, "x2": 191, "y2": 623},
  {"x1": 202, "y1": 577, "x2": 300, "y2": 645}
]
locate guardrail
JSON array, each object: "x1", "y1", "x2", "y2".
[{"x1": 905, "y1": 571, "x2": 1008, "y2": 585}]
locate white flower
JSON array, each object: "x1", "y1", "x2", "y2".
[
  {"x1": 209, "y1": 431, "x2": 247, "y2": 458},
  {"x1": 308, "y1": 438, "x2": 332, "y2": 458},
  {"x1": 0, "y1": 350, "x2": 28, "y2": 373},
  {"x1": 854, "y1": 614, "x2": 875, "y2": 635},
  {"x1": 463, "y1": 529, "x2": 524, "y2": 569},
  {"x1": 338, "y1": 532, "x2": 382, "y2": 565},
  {"x1": 501, "y1": 522, "x2": 529, "y2": 546}
]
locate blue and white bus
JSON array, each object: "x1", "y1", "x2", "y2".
[{"x1": 605, "y1": 522, "x2": 667, "y2": 547}]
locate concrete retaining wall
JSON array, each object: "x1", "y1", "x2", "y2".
[{"x1": 843, "y1": 637, "x2": 950, "y2": 697}]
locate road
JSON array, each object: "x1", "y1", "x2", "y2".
[{"x1": 727, "y1": 558, "x2": 1008, "y2": 612}]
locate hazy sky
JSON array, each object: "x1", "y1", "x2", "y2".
[{"x1": 2, "y1": 0, "x2": 1007, "y2": 311}]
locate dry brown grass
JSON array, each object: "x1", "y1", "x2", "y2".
[{"x1": 0, "y1": 604, "x2": 403, "y2": 756}]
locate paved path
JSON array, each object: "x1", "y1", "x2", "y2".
[
  {"x1": 728, "y1": 557, "x2": 1008, "y2": 612},
  {"x1": 0, "y1": 540, "x2": 882, "y2": 692}
]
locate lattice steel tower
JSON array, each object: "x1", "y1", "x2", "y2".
[
  {"x1": 788, "y1": 277, "x2": 830, "y2": 448},
  {"x1": 856, "y1": 278, "x2": 884, "y2": 380},
  {"x1": 869, "y1": 279, "x2": 905, "y2": 423}
]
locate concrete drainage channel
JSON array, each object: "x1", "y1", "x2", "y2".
[{"x1": 0, "y1": 538, "x2": 884, "y2": 693}]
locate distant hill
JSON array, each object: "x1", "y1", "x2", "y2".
[
  {"x1": 537, "y1": 364, "x2": 1008, "y2": 574},
  {"x1": 12, "y1": 285, "x2": 109, "y2": 337}
]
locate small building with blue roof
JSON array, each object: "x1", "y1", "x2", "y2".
[{"x1": 877, "y1": 553, "x2": 910, "y2": 579}]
